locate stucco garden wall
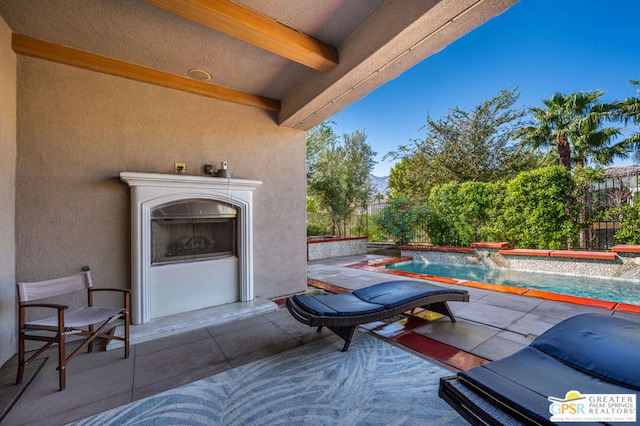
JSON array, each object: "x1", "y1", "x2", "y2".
[
  {"x1": 14, "y1": 57, "x2": 307, "y2": 315},
  {"x1": 307, "y1": 236, "x2": 368, "y2": 261},
  {"x1": 0, "y1": 18, "x2": 17, "y2": 366}
]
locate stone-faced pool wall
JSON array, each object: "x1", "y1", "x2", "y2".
[{"x1": 400, "y1": 244, "x2": 640, "y2": 281}]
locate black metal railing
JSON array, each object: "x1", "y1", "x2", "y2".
[{"x1": 581, "y1": 169, "x2": 639, "y2": 250}]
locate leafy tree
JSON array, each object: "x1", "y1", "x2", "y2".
[
  {"x1": 613, "y1": 80, "x2": 640, "y2": 163},
  {"x1": 306, "y1": 216, "x2": 333, "y2": 236},
  {"x1": 373, "y1": 192, "x2": 385, "y2": 202},
  {"x1": 498, "y1": 166, "x2": 582, "y2": 249},
  {"x1": 518, "y1": 90, "x2": 627, "y2": 171},
  {"x1": 387, "y1": 157, "x2": 431, "y2": 200},
  {"x1": 595, "y1": 201, "x2": 640, "y2": 246},
  {"x1": 363, "y1": 214, "x2": 387, "y2": 243},
  {"x1": 306, "y1": 122, "x2": 376, "y2": 236},
  {"x1": 386, "y1": 87, "x2": 541, "y2": 199},
  {"x1": 374, "y1": 195, "x2": 430, "y2": 245},
  {"x1": 306, "y1": 196, "x2": 333, "y2": 236},
  {"x1": 306, "y1": 121, "x2": 336, "y2": 179},
  {"x1": 572, "y1": 167, "x2": 607, "y2": 249},
  {"x1": 612, "y1": 202, "x2": 640, "y2": 245},
  {"x1": 426, "y1": 181, "x2": 505, "y2": 246}
]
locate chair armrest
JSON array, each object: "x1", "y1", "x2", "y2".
[
  {"x1": 89, "y1": 288, "x2": 131, "y2": 294},
  {"x1": 19, "y1": 302, "x2": 68, "y2": 333},
  {"x1": 88, "y1": 288, "x2": 131, "y2": 310},
  {"x1": 20, "y1": 302, "x2": 68, "y2": 310}
]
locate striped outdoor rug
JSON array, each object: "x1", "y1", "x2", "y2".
[{"x1": 70, "y1": 332, "x2": 465, "y2": 425}]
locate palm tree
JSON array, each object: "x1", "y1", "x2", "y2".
[
  {"x1": 569, "y1": 108, "x2": 624, "y2": 168},
  {"x1": 613, "y1": 80, "x2": 640, "y2": 163},
  {"x1": 518, "y1": 91, "x2": 626, "y2": 171}
]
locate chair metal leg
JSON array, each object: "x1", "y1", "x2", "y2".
[
  {"x1": 58, "y1": 332, "x2": 66, "y2": 391},
  {"x1": 58, "y1": 308, "x2": 67, "y2": 391},
  {"x1": 16, "y1": 306, "x2": 26, "y2": 385},
  {"x1": 124, "y1": 310, "x2": 130, "y2": 359},
  {"x1": 16, "y1": 332, "x2": 25, "y2": 385}
]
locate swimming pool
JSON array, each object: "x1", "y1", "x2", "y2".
[{"x1": 385, "y1": 261, "x2": 640, "y2": 305}]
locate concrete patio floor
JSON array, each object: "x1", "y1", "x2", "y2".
[{"x1": 1, "y1": 254, "x2": 639, "y2": 425}]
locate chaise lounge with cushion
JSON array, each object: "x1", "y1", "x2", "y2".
[
  {"x1": 286, "y1": 279, "x2": 470, "y2": 351},
  {"x1": 439, "y1": 313, "x2": 640, "y2": 425}
]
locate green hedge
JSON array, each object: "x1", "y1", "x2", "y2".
[
  {"x1": 604, "y1": 201, "x2": 640, "y2": 245},
  {"x1": 427, "y1": 181, "x2": 504, "y2": 246},
  {"x1": 377, "y1": 166, "x2": 585, "y2": 249},
  {"x1": 372, "y1": 166, "x2": 640, "y2": 248},
  {"x1": 614, "y1": 203, "x2": 640, "y2": 245},
  {"x1": 497, "y1": 166, "x2": 581, "y2": 249}
]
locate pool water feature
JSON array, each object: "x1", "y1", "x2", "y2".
[{"x1": 385, "y1": 261, "x2": 640, "y2": 305}]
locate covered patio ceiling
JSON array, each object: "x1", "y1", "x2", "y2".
[{"x1": 0, "y1": 0, "x2": 517, "y2": 130}]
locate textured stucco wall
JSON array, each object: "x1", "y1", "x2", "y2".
[
  {"x1": 0, "y1": 18, "x2": 17, "y2": 366},
  {"x1": 15, "y1": 58, "x2": 307, "y2": 313}
]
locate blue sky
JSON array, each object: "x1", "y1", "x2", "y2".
[{"x1": 330, "y1": 0, "x2": 640, "y2": 177}]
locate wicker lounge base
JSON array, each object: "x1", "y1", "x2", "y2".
[
  {"x1": 439, "y1": 313, "x2": 640, "y2": 425},
  {"x1": 285, "y1": 280, "x2": 470, "y2": 351}
]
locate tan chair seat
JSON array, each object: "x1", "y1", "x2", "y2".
[{"x1": 25, "y1": 307, "x2": 126, "y2": 329}]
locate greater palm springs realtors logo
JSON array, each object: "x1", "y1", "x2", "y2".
[{"x1": 548, "y1": 390, "x2": 636, "y2": 422}]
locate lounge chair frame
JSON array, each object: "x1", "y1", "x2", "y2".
[
  {"x1": 286, "y1": 282, "x2": 469, "y2": 351},
  {"x1": 439, "y1": 376, "x2": 538, "y2": 425},
  {"x1": 438, "y1": 313, "x2": 640, "y2": 426}
]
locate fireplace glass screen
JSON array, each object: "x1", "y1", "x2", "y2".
[{"x1": 151, "y1": 199, "x2": 237, "y2": 265}]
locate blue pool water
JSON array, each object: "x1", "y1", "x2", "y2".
[{"x1": 386, "y1": 261, "x2": 640, "y2": 305}]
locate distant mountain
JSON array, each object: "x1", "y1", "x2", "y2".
[{"x1": 369, "y1": 174, "x2": 389, "y2": 198}]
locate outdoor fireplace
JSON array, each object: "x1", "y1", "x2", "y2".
[
  {"x1": 120, "y1": 172, "x2": 261, "y2": 324},
  {"x1": 151, "y1": 199, "x2": 237, "y2": 264}
]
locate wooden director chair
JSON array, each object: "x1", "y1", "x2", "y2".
[{"x1": 16, "y1": 269, "x2": 130, "y2": 391}]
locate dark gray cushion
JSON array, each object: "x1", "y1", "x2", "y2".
[
  {"x1": 455, "y1": 313, "x2": 640, "y2": 425},
  {"x1": 292, "y1": 293, "x2": 385, "y2": 317},
  {"x1": 531, "y1": 313, "x2": 640, "y2": 390},
  {"x1": 461, "y1": 346, "x2": 639, "y2": 426},
  {"x1": 353, "y1": 280, "x2": 467, "y2": 309}
]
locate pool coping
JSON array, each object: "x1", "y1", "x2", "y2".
[{"x1": 347, "y1": 257, "x2": 640, "y2": 314}]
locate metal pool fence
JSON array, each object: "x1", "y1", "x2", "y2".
[{"x1": 583, "y1": 167, "x2": 639, "y2": 250}]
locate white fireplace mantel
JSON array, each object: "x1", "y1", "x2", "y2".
[
  {"x1": 120, "y1": 172, "x2": 262, "y2": 324},
  {"x1": 120, "y1": 172, "x2": 263, "y2": 193}
]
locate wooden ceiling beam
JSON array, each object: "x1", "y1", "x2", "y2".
[
  {"x1": 12, "y1": 33, "x2": 280, "y2": 112},
  {"x1": 143, "y1": 0, "x2": 338, "y2": 72}
]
